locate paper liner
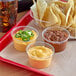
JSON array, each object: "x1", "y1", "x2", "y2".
[{"x1": 0, "y1": 20, "x2": 76, "y2": 76}]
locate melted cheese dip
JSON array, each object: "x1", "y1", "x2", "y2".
[
  {"x1": 13, "y1": 30, "x2": 37, "y2": 51},
  {"x1": 28, "y1": 46, "x2": 53, "y2": 69}
]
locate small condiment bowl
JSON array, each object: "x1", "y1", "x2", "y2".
[
  {"x1": 26, "y1": 41, "x2": 55, "y2": 69},
  {"x1": 11, "y1": 26, "x2": 39, "y2": 52},
  {"x1": 42, "y1": 26, "x2": 70, "y2": 52}
]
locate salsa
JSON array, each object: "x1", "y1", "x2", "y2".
[
  {"x1": 42, "y1": 27, "x2": 69, "y2": 52},
  {"x1": 44, "y1": 30, "x2": 68, "y2": 42}
]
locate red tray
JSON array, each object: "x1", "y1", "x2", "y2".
[{"x1": 0, "y1": 10, "x2": 53, "y2": 76}]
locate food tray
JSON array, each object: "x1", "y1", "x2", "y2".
[
  {"x1": 0, "y1": 10, "x2": 53, "y2": 76},
  {"x1": 0, "y1": 6, "x2": 76, "y2": 76}
]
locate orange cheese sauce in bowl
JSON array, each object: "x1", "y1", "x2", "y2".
[
  {"x1": 26, "y1": 41, "x2": 54, "y2": 69},
  {"x1": 11, "y1": 26, "x2": 39, "y2": 52}
]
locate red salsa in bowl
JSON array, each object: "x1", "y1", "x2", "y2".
[{"x1": 42, "y1": 26, "x2": 70, "y2": 52}]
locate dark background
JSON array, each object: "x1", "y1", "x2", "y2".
[{"x1": 18, "y1": 0, "x2": 33, "y2": 13}]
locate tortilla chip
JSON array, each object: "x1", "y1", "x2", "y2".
[
  {"x1": 66, "y1": 14, "x2": 73, "y2": 27},
  {"x1": 66, "y1": 14, "x2": 76, "y2": 29},
  {"x1": 54, "y1": 12, "x2": 61, "y2": 25},
  {"x1": 31, "y1": 2, "x2": 39, "y2": 19},
  {"x1": 72, "y1": 15, "x2": 76, "y2": 28},
  {"x1": 68, "y1": 0, "x2": 74, "y2": 16},
  {"x1": 67, "y1": 27, "x2": 76, "y2": 37},
  {"x1": 45, "y1": 0, "x2": 53, "y2": 5},
  {"x1": 74, "y1": 15, "x2": 76, "y2": 22},
  {"x1": 66, "y1": 5, "x2": 72, "y2": 24},
  {"x1": 54, "y1": 1, "x2": 70, "y2": 15},
  {"x1": 51, "y1": 4, "x2": 61, "y2": 25},
  {"x1": 42, "y1": 6, "x2": 58, "y2": 27},
  {"x1": 51, "y1": 3, "x2": 66, "y2": 26},
  {"x1": 73, "y1": 0, "x2": 76, "y2": 5},
  {"x1": 71, "y1": 24, "x2": 76, "y2": 28},
  {"x1": 37, "y1": 0, "x2": 47, "y2": 20},
  {"x1": 65, "y1": 0, "x2": 75, "y2": 28},
  {"x1": 54, "y1": 1, "x2": 67, "y2": 6},
  {"x1": 74, "y1": 5, "x2": 76, "y2": 17}
]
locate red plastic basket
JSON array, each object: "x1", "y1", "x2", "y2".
[{"x1": 0, "y1": 10, "x2": 53, "y2": 76}]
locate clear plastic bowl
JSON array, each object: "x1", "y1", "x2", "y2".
[
  {"x1": 42, "y1": 26, "x2": 70, "y2": 52},
  {"x1": 26, "y1": 41, "x2": 55, "y2": 69},
  {"x1": 11, "y1": 26, "x2": 39, "y2": 52}
]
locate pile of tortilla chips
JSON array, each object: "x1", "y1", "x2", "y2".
[{"x1": 31, "y1": 0, "x2": 76, "y2": 37}]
